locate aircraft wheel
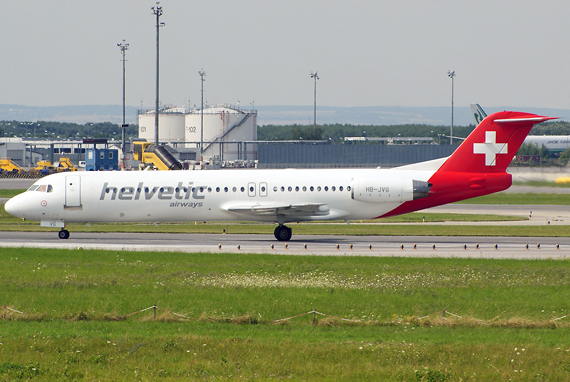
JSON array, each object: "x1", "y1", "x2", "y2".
[
  {"x1": 58, "y1": 229, "x2": 70, "y2": 240},
  {"x1": 274, "y1": 225, "x2": 292, "y2": 241}
]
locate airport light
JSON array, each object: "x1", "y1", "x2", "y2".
[
  {"x1": 199, "y1": 69, "x2": 206, "y2": 159},
  {"x1": 310, "y1": 71, "x2": 319, "y2": 130},
  {"x1": 152, "y1": 2, "x2": 165, "y2": 145},
  {"x1": 447, "y1": 70, "x2": 456, "y2": 145},
  {"x1": 117, "y1": 40, "x2": 129, "y2": 169}
]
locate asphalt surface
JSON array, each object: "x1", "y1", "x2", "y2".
[{"x1": 0, "y1": 231, "x2": 567, "y2": 260}]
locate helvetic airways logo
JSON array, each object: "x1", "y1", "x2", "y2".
[{"x1": 473, "y1": 131, "x2": 508, "y2": 166}]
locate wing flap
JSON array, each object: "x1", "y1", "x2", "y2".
[{"x1": 224, "y1": 203, "x2": 330, "y2": 217}]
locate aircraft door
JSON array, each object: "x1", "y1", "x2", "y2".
[
  {"x1": 248, "y1": 182, "x2": 256, "y2": 197},
  {"x1": 65, "y1": 175, "x2": 82, "y2": 208},
  {"x1": 259, "y1": 182, "x2": 268, "y2": 197}
]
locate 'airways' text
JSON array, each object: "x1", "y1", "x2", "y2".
[{"x1": 169, "y1": 202, "x2": 203, "y2": 208}]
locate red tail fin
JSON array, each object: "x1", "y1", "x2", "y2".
[
  {"x1": 438, "y1": 111, "x2": 556, "y2": 174},
  {"x1": 379, "y1": 111, "x2": 555, "y2": 218}
]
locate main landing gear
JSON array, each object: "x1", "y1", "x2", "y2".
[
  {"x1": 58, "y1": 229, "x2": 70, "y2": 240},
  {"x1": 274, "y1": 225, "x2": 292, "y2": 241}
]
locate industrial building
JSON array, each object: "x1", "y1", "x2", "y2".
[
  {"x1": 256, "y1": 142, "x2": 458, "y2": 168},
  {"x1": 138, "y1": 104, "x2": 257, "y2": 162}
]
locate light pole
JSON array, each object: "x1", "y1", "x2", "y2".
[
  {"x1": 310, "y1": 71, "x2": 319, "y2": 130},
  {"x1": 199, "y1": 69, "x2": 206, "y2": 161},
  {"x1": 447, "y1": 70, "x2": 455, "y2": 145},
  {"x1": 117, "y1": 40, "x2": 129, "y2": 169},
  {"x1": 152, "y1": 2, "x2": 165, "y2": 145}
]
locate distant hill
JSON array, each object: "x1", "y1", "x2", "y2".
[
  {"x1": 1, "y1": 104, "x2": 568, "y2": 126},
  {"x1": 255, "y1": 105, "x2": 570, "y2": 126}
]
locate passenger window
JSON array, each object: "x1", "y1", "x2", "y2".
[
  {"x1": 216, "y1": 187, "x2": 220, "y2": 192},
  {"x1": 232, "y1": 187, "x2": 237, "y2": 192},
  {"x1": 224, "y1": 187, "x2": 229, "y2": 192},
  {"x1": 310, "y1": 186, "x2": 314, "y2": 192},
  {"x1": 295, "y1": 186, "x2": 299, "y2": 192},
  {"x1": 240, "y1": 187, "x2": 245, "y2": 192},
  {"x1": 281, "y1": 186, "x2": 285, "y2": 192},
  {"x1": 273, "y1": 186, "x2": 278, "y2": 192},
  {"x1": 207, "y1": 187, "x2": 212, "y2": 192},
  {"x1": 339, "y1": 186, "x2": 343, "y2": 191},
  {"x1": 317, "y1": 186, "x2": 321, "y2": 191},
  {"x1": 288, "y1": 186, "x2": 292, "y2": 192},
  {"x1": 249, "y1": 186, "x2": 254, "y2": 192},
  {"x1": 324, "y1": 186, "x2": 329, "y2": 191},
  {"x1": 332, "y1": 186, "x2": 336, "y2": 191},
  {"x1": 347, "y1": 186, "x2": 351, "y2": 191},
  {"x1": 302, "y1": 186, "x2": 307, "y2": 192}
]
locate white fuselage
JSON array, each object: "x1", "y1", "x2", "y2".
[{"x1": 6, "y1": 167, "x2": 436, "y2": 225}]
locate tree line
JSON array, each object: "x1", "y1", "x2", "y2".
[
  {"x1": 0, "y1": 120, "x2": 138, "y2": 140},
  {"x1": 258, "y1": 121, "x2": 570, "y2": 143},
  {"x1": 4, "y1": 120, "x2": 570, "y2": 143}
]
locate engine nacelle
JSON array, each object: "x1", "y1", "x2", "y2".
[{"x1": 351, "y1": 178, "x2": 431, "y2": 203}]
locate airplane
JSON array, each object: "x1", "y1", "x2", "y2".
[{"x1": 4, "y1": 110, "x2": 555, "y2": 241}]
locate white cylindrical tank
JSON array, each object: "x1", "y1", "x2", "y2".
[
  {"x1": 184, "y1": 106, "x2": 256, "y2": 160},
  {"x1": 138, "y1": 110, "x2": 185, "y2": 143},
  {"x1": 138, "y1": 105, "x2": 257, "y2": 161}
]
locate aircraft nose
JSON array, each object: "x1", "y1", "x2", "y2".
[{"x1": 4, "y1": 196, "x2": 21, "y2": 217}]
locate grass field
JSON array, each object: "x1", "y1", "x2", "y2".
[{"x1": 2, "y1": 247, "x2": 570, "y2": 381}]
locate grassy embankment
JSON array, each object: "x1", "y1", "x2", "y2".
[{"x1": 1, "y1": 247, "x2": 570, "y2": 380}]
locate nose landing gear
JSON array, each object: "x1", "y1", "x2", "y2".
[{"x1": 58, "y1": 229, "x2": 70, "y2": 240}]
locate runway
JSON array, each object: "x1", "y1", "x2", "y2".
[{"x1": 0, "y1": 231, "x2": 568, "y2": 260}]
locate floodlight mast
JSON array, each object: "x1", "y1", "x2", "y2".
[
  {"x1": 447, "y1": 70, "x2": 456, "y2": 145},
  {"x1": 152, "y1": 2, "x2": 165, "y2": 146},
  {"x1": 311, "y1": 71, "x2": 319, "y2": 130},
  {"x1": 117, "y1": 40, "x2": 129, "y2": 169},
  {"x1": 199, "y1": 69, "x2": 206, "y2": 160}
]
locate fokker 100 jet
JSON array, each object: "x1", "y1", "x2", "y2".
[{"x1": 4, "y1": 111, "x2": 554, "y2": 241}]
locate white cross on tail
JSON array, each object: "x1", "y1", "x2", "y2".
[{"x1": 473, "y1": 131, "x2": 508, "y2": 166}]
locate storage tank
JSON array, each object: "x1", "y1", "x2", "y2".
[
  {"x1": 138, "y1": 104, "x2": 257, "y2": 162},
  {"x1": 184, "y1": 105, "x2": 256, "y2": 161},
  {"x1": 138, "y1": 108, "x2": 186, "y2": 143}
]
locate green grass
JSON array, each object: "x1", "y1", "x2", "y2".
[
  {"x1": 458, "y1": 192, "x2": 570, "y2": 205},
  {"x1": 0, "y1": 189, "x2": 23, "y2": 198},
  {"x1": 513, "y1": 180, "x2": 570, "y2": 188},
  {"x1": 1, "y1": 248, "x2": 570, "y2": 380}
]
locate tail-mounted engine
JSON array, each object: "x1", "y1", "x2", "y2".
[{"x1": 351, "y1": 178, "x2": 431, "y2": 203}]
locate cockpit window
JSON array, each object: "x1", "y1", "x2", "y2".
[{"x1": 29, "y1": 184, "x2": 53, "y2": 193}]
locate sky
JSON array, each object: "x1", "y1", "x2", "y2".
[{"x1": 2, "y1": 0, "x2": 570, "y2": 111}]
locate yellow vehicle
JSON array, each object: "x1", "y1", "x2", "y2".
[
  {"x1": 33, "y1": 160, "x2": 56, "y2": 175},
  {"x1": 132, "y1": 141, "x2": 182, "y2": 170},
  {"x1": 0, "y1": 158, "x2": 23, "y2": 174},
  {"x1": 56, "y1": 157, "x2": 78, "y2": 172}
]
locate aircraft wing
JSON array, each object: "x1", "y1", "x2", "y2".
[{"x1": 223, "y1": 202, "x2": 331, "y2": 217}]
